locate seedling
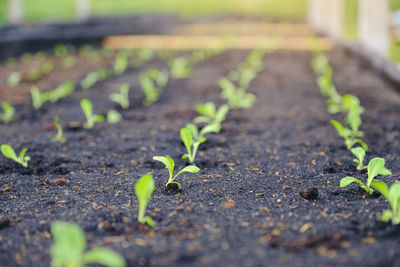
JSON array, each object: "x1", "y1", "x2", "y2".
[
  {"x1": 312, "y1": 53, "x2": 329, "y2": 75},
  {"x1": 54, "y1": 44, "x2": 68, "y2": 57},
  {"x1": 80, "y1": 99, "x2": 104, "y2": 129},
  {"x1": 30, "y1": 86, "x2": 49, "y2": 110},
  {"x1": 145, "y1": 68, "x2": 169, "y2": 88},
  {"x1": 193, "y1": 102, "x2": 229, "y2": 128},
  {"x1": 109, "y1": 83, "x2": 130, "y2": 109},
  {"x1": 139, "y1": 74, "x2": 161, "y2": 106},
  {"x1": 49, "y1": 81, "x2": 75, "y2": 103},
  {"x1": 131, "y1": 48, "x2": 154, "y2": 67},
  {"x1": 153, "y1": 156, "x2": 200, "y2": 189},
  {"x1": 113, "y1": 52, "x2": 129, "y2": 75},
  {"x1": 371, "y1": 181, "x2": 400, "y2": 224},
  {"x1": 330, "y1": 120, "x2": 367, "y2": 151},
  {"x1": 340, "y1": 157, "x2": 392, "y2": 195},
  {"x1": 53, "y1": 116, "x2": 67, "y2": 143},
  {"x1": 42, "y1": 60, "x2": 55, "y2": 74},
  {"x1": 0, "y1": 144, "x2": 31, "y2": 167},
  {"x1": 62, "y1": 56, "x2": 77, "y2": 69},
  {"x1": 181, "y1": 123, "x2": 220, "y2": 164},
  {"x1": 219, "y1": 78, "x2": 256, "y2": 109},
  {"x1": 0, "y1": 101, "x2": 16, "y2": 123},
  {"x1": 8, "y1": 72, "x2": 21, "y2": 86},
  {"x1": 351, "y1": 147, "x2": 366, "y2": 170},
  {"x1": 50, "y1": 221, "x2": 126, "y2": 267},
  {"x1": 134, "y1": 173, "x2": 155, "y2": 227},
  {"x1": 107, "y1": 110, "x2": 122, "y2": 124},
  {"x1": 169, "y1": 57, "x2": 192, "y2": 79}
]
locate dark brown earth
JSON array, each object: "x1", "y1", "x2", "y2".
[{"x1": 0, "y1": 42, "x2": 399, "y2": 267}]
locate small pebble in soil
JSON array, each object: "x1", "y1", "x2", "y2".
[{"x1": 299, "y1": 187, "x2": 319, "y2": 200}]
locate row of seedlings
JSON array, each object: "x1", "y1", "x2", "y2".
[{"x1": 312, "y1": 51, "x2": 399, "y2": 225}]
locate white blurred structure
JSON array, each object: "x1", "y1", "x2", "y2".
[
  {"x1": 308, "y1": 0, "x2": 391, "y2": 56},
  {"x1": 76, "y1": 0, "x2": 91, "y2": 21},
  {"x1": 8, "y1": 0, "x2": 23, "y2": 24}
]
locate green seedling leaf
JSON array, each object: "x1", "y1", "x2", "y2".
[
  {"x1": 107, "y1": 110, "x2": 122, "y2": 124},
  {"x1": 53, "y1": 116, "x2": 67, "y2": 143},
  {"x1": 0, "y1": 101, "x2": 16, "y2": 123},
  {"x1": 340, "y1": 176, "x2": 365, "y2": 188},
  {"x1": 30, "y1": 86, "x2": 49, "y2": 110},
  {"x1": 83, "y1": 248, "x2": 126, "y2": 267},
  {"x1": 371, "y1": 181, "x2": 400, "y2": 224},
  {"x1": 8, "y1": 72, "x2": 21, "y2": 86},
  {"x1": 153, "y1": 156, "x2": 200, "y2": 189},
  {"x1": 351, "y1": 147, "x2": 366, "y2": 170},
  {"x1": 80, "y1": 98, "x2": 104, "y2": 129},
  {"x1": 135, "y1": 173, "x2": 155, "y2": 226},
  {"x1": 109, "y1": 83, "x2": 130, "y2": 109},
  {"x1": 114, "y1": 52, "x2": 129, "y2": 75},
  {"x1": 1, "y1": 144, "x2": 30, "y2": 167},
  {"x1": 180, "y1": 128, "x2": 194, "y2": 163}
]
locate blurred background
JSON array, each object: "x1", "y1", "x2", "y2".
[{"x1": 1, "y1": 0, "x2": 400, "y2": 62}]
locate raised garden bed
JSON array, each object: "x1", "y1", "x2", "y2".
[{"x1": 0, "y1": 17, "x2": 400, "y2": 267}]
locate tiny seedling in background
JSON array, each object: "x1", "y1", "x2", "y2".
[
  {"x1": 30, "y1": 86, "x2": 49, "y2": 110},
  {"x1": 54, "y1": 44, "x2": 68, "y2": 57},
  {"x1": 194, "y1": 102, "x2": 229, "y2": 127},
  {"x1": 330, "y1": 120, "x2": 368, "y2": 151},
  {"x1": 371, "y1": 181, "x2": 400, "y2": 225},
  {"x1": 351, "y1": 147, "x2": 366, "y2": 171},
  {"x1": 0, "y1": 101, "x2": 16, "y2": 123},
  {"x1": 53, "y1": 116, "x2": 67, "y2": 143},
  {"x1": 62, "y1": 56, "x2": 77, "y2": 69},
  {"x1": 80, "y1": 98, "x2": 104, "y2": 129},
  {"x1": 109, "y1": 83, "x2": 130, "y2": 109},
  {"x1": 145, "y1": 68, "x2": 169, "y2": 88},
  {"x1": 107, "y1": 110, "x2": 122, "y2": 124},
  {"x1": 50, "y1": 221, "x2": 126, "y2": 267},
  {"x1": 139, "y1": 74, "x2": 161, "y2": 106},
  {"x1": 135, "y1": 173, "x2": 155, "y2": 227},
  {"x1": 169, "y1": 57, "x2": 192, "y2": 79},
  {"x1": 219, "y1": 78, "x2": 256, "y2": 110},
  {"x1": 49, "y1": 81, "x2": 75, "y2": 103},
  {"x1": 153, "y1": 156, "x2": 200, "y2": 189},
  {"x1": 7, "y1": 72, "x2": 21, "y2": 86},
  {"x1": 0, "y1": 144, "x2": 31, "y2": 168},
  {"x1": 113, "y1": 52, "x2": 129, "y2": 75},
  {"x1": 340, "y1": 157, "x2": 392, "y2": 195},
  {"x1": 180, "y1": 123, "x2": 220, "y2": 164}
]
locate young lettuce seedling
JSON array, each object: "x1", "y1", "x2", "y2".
[
  {"x1": 330, "y1": 120, "x2": 368, "y2": 151},
  {"x1": 139, "y1": 74, "x2": 161, "y2": 106},
  {"x1": 145, "y1": 68, "x2": 169, "y2": 88},
  {"x1": 49, "y1": 81, "x2": 75, "y2": 103},
  {"x1": 50, "y1": 221, "x2": 126, "y2": 267},
  {"x1": 219, "y1": 78, "x2": 256, "y2": 110},
  {"x1": 193, "y1": 102, "x2": 229, "y2": 127},
  {"x1": 153, "y1": 156, "x2": 200, "y2": 189},
  {"x1": 80, "y1": 98, "x2": 104, "y2": 129},
  {"x1": 0, "y1": 101, "x2": 16, "y2": 123},
  {"x1": 53, "y1": 116, "x2": 67, "y2": 143},
  {"x1": 351, "y1": 147, "x2": 366, "y2": 170},
  {"x1": 8, "y1": 72, "x2": 21, "y2": 87},
  {"x1": 180, "y1": 123, "x2": 220, "y2": 164},
  {"x1": 30, "y1": 86, "x2": 50, "y2": 110},
  {"x1": 371, "y1": 181, "x2": 400, "y2": 224},
  {"x1": 169, "y1": 57, "x2": 192, "y2": 79},
  {"x1": 107, "y1": 110, "x2": 122, "y2": 124},
  {"x1": 0, "y1": 144, "x2": 31, "y2": 167},
  {"x1": 135, "y1": 173, "x2": 155, "y2": 227},
  {"x1": 340, "y1": 157, "x2": 392, "y2": 195},
  {"x1": 113, "y1": 52, "x2": 129, "y2": 75},
  {"x1": 109, "y1": 83, "x2": 130, "y2": 109}
]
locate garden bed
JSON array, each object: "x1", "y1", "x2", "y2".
[{"x1": 0, "y1": 21, "x2": 400, "y2": 267}]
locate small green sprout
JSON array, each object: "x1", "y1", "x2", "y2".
[
  {"x1": 49, "y1": 81, "x2": 75, "y2": 103},
  {"x1": 145, "y1": 68, "x2": 169, "y2": 88},
  {"x1": 107, "y1": 110, "x2": 122, "y2": 124},
  {"x1": 8, "y1": 72, "x2": 21, "y2": 86},
  {"x1": 113, "y1": 52, "x2": 129, "y2": 75},
  {"x1": 20, "y1": 53, "x2": 32, "y2": 64},
  {"x1": 312, "y1": 53, "x2": 329, "y2": 75},
  {"x1": 109, "y1": 83, "x2": 130, "y2": 109},
  {"x1": 0, "y1": 144, "x2": 31, "y2": 168},
  {"x1": 80, "y1": 99, "x2": 104, "y2": 129},
  {"x1": 193, "y1": 102, "x2": 229, "y2": 126},
  {"x1": 180, "y1": 123, "x2": 220, "y2": 164},
  {"x1": 6, "y1": 57, "x2": 17, "y2": 68},
  {"x1": 219, "y1": 78, "x2": 256, "y2": 110},
  {"x1": 30, "y1": 86, "x2": 49, "y2": 110},
  {"x1": 62, "y1": 56, "x2": 76, "y2": 69},
  {"x1": 330, "y1": 120, "x2": 367, "y2": 151},
  {"x1": 0, "y1": 101, "x2": 16, "y2": 123},
  {"x1": 53, "y1": 116, "x2": 67, "y2": 143},
  {"x1": 169, "y1": 57, "x2": 192, "y2": 79},
  {"x1": 135, "y1": 173, "x2": 155, "y2": 227},
  {"x1": 50, "y1": 221, "x2": 126, "y2": 267},
  {"x1": 42, "y1": 60, "x2": 55, "y2": 75},
  {"x1": 371, "y1": 181, "x2": 400, "y2": 224},
  {"x1": 81, "y1": 71, "x2": 99, "y2": 90},
  {"x1": 153, "y1": 156, "x2": 200, "y2": 189},
  {"x1": 132, "y1": 48, "x2": 154, "y2": 67},
  {"x1": 340, "y1": 157, "x2": 392, "y2": 195},
  {"x1": 351, "y1": 147, "x2": 366, "y2": 170},
  {"x1": 139, "y1": 74, "x2": 161, "y2": 106},
  {"x1": 54, "y1": 44, "x2": 69, "y2": 57}
]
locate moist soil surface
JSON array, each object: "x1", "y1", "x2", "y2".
[{"x1": 0, "y1": 46, "x2": 400, "y2": 267}]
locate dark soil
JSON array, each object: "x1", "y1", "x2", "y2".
[{"x1": 0, "y1": 44, "x2": 400, "y2": 267}]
